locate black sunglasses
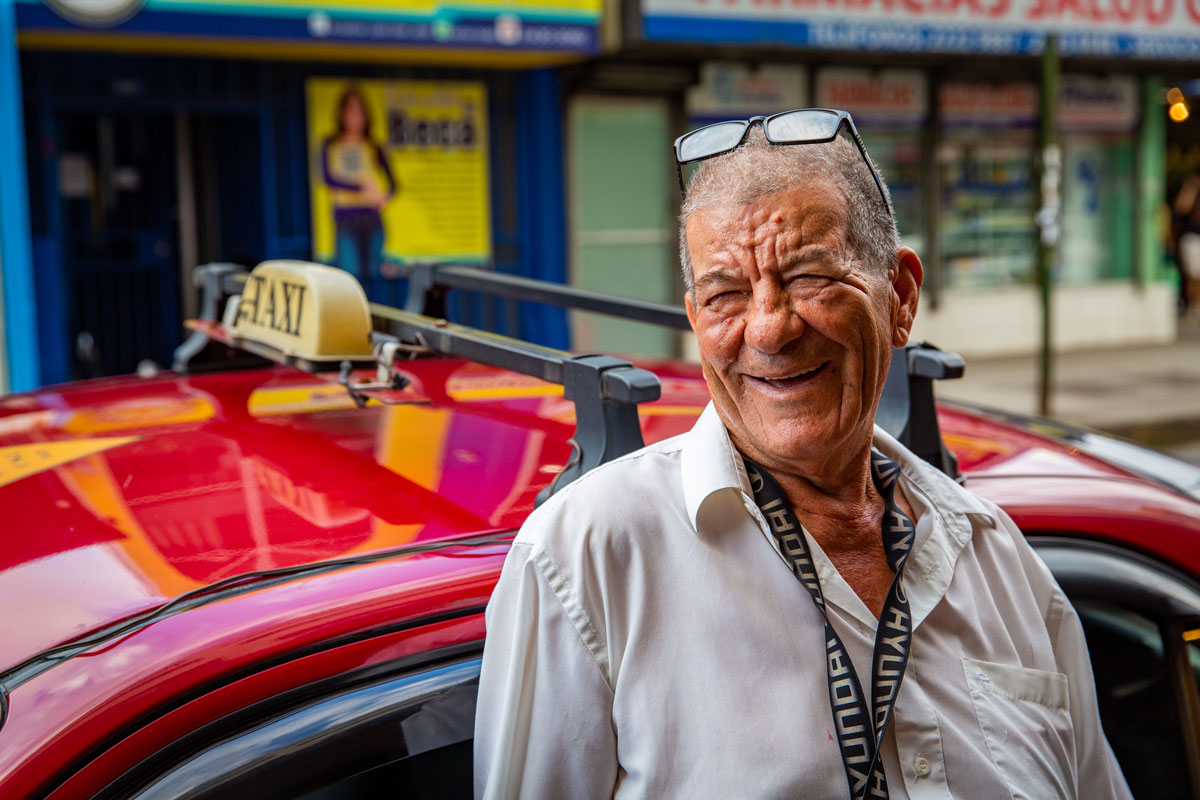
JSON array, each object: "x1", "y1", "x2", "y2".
[{"x1": 673, "y1": 108, "x2": 893, "y2": 217}]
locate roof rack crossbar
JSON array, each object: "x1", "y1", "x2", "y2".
[
  {"x1": 404, "y1": 263, "x2": 691, "y2": 331},
  {"x1": 370, "y1": 307, "x2": 660, "y2": 406},
  {"x1": 370, "y1": 303, "x2": 660, "y2": 500},
  {"x1": 371, "y1": 303, "x2": 572, "y2": 385}
]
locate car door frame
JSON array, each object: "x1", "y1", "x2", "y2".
[
  {"x1": 94, "y1": 642, "x2": 484, "y2": 799},
  {"x1": 1031, "y1": 534, "x2": 1200, "y2": 800}
]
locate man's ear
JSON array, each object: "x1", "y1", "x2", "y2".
[
  {"x1": 891, "y1": 248, "x2": 923, "y2": 349},
  {"x1": 684, "y1": 292, "x2": 697, "y2": 332}
]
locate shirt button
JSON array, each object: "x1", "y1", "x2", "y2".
[{"x1": 914, "y1": 756, "x2": 931, "y2": 777}]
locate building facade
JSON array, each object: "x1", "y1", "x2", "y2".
[
  {"x1": 564, "y1": 0, "x2": 1197, "y2": 359},
  {"x1": 3, "y1": 0, "x2": 1200, "y2": 388},
  {"x1": 1, "y1": 0, "x2": 599, "y2": 389}
]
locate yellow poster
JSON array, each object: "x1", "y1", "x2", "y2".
[{"x1": 306, "y1": 78, "x2": 491, "y2": 276}]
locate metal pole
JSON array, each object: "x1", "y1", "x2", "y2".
[
  {"x1": 175, "y1": 113, "x2": 200, "y2": 323},
  {"x1": 1036, "y1": 35, "x2": 1061, "y2": 418}
]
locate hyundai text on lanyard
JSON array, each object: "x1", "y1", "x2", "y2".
[{"x1": 744, "y1": 451, "x2": 916, "y2": 800}]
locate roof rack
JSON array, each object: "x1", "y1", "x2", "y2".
[
  {"x1": 175, "y1": 261, "x2": 663, "y2": 501},
  {"x1": 398, "y1": 261, "x2": 965, "y2": 479},
  {"x1": 175, "y1": 260, "x2": 965, "y2": 489}
]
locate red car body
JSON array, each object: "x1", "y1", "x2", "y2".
[{"x1": 1, "y1": 359, "x2": 1198, "y2": 798}]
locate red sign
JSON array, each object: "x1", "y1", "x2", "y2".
[
  {"x1": 815, "y1": 68, "x2": 927, "y2": 124},
  {"x1": 940, "y1": 82, "x2": 1038, "y2": 127}
]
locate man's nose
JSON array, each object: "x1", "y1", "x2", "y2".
[{"x1": 743, "y1": 288, "x2": 803, "y2": 355}]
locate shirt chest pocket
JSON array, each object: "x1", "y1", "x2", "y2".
[{"x1": 962, "y1": 657, "x2": 1077, "y2": 800}]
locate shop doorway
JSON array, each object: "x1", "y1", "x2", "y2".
[
  {"x1": 53, "y1": 110, "x2": 268, "y2": 378},
  {"x1": 188, "y1": 113, "x2": 266, "y2": 275},
  {"x1": 58, "y1": 111, "x2": 181, "y2": 378},
  {"x1": 567, "y1": 96, "x2": 678, "y2": 358}
]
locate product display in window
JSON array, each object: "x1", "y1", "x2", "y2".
[{"x1": 939, "y1": 134, "x2": 1037, "y2": 289}]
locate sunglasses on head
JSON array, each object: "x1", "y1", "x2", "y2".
[{"x1": 673, "y1": 108, "x2": 893, "y2": 218}]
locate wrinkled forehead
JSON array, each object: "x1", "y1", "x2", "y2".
[{"x1": 684, "y1": 182, "x2": 851, "y2": 269}]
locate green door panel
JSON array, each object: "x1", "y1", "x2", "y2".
[{"x1": 569, "y1": 97, "x2": 676, "y2": 357}]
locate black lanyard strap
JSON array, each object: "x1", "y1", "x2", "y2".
[{"x1": 744, "y1": 451, "x2": 916, "y2": 800}]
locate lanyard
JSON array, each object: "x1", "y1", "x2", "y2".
[{"x1": 743, "y1": 451, "x2": 916, "y2": 800}]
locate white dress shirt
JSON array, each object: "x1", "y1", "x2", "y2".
[{"x1": 474, "y1": 403, "x2": 1132, "y2": 800}]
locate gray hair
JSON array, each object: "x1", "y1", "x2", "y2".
[{"x1": 678, "y1": 126, "x2": 898, "y2": 293}]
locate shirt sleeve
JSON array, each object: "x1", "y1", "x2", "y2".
[
  {"x1": 474, "y1": 541, "x2": 618, "y2": 800},
  {"x1": 1047, "y1": 589, "x2": 1135, "y2": 800},
  {"x1": 373, "y1": 142, "x2": 398, "y2": 195}
]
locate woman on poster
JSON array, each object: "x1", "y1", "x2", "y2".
[{"x1": 321, "y1": 87, "x2": 397, "y2": 280}]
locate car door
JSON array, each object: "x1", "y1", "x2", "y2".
[
  {"x1": 1033, "y1": 536, "x2": 1200, "y2": 800},
  {"x1": 96, "y1": 651, "x2": 481, "y2": 799},
  {"x1": 95, "y1": 537, "x2": 1200, "y2": 800}
]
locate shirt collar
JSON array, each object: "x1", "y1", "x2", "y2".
[
  {"x1": 869, "y1": 424, "x2": 998, "y2": 631},
  {"x1": 869, "y1": 424, "x2": 997, "y2": 526},
  {"x1": 681, "y1": 403, "x2": 751, "y2": 530},
  {"x1": 679, "y1": 402, "x2": 997, "y2": 532}
]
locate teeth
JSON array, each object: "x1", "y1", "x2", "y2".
[{"x1": 761, "y1": 364, "x2": 821, "y2": 381}]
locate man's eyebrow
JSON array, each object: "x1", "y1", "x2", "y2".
[
  {"x1": 780, "y1": 246, "x2": 837, "y2": 270},
  {"x1": 693, "y1": 269, "x2": 746, "y2": 292}
]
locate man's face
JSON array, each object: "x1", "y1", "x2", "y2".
[{"x1": 683, "y1": 182, "x2": 922, "y2": 472}]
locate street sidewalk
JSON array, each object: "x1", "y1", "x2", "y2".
[{"x1": 936, "y1": 317, "x2": 1200, "y2": 451}]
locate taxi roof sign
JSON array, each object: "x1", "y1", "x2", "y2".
[{"x1": 229, "y1": 261, "x2": 373, "y2": 364}]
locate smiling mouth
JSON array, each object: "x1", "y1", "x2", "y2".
[{"x1": 746, "y1": 361, "x2": 830, "y2": 390}]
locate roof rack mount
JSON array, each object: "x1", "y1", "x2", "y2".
[{"x1": 878, "y1": 343, "x2": 965, "y2": 481}]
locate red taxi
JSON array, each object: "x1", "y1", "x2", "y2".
[{"x1": 1, "y1": 261, "x2": 1199, "y2": 800}]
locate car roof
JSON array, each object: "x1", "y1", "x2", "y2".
[
  {"x1": 0, "y1": 357, "x2": 1197, "y2": 676},
  {"x1": 0, "y1": 360, "x2": 706, "y2": 675},
  {"x1": 4, "y1": 354, "x2": 1200, "y2": 798}
]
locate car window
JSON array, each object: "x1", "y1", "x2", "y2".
[
  {"x1": 1075, "y1": 599, "x2": 1192, "y2": 799},
  {"x1": 297, "y1": 740, "x2": 472, "y2": 800},
  {"x1": 117, "y1": 658, "x2": 479, "y2": 800}
]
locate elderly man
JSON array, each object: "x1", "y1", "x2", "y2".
[{"x1": 474, "y1": 109, "x2": 1130, "y2": 799}]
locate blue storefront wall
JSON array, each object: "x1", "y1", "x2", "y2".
[
  {"x1": 16, "y1": 51, "x2": 569, "y2": 388},
  {"x1": 0, "y1": 0, "x2": 36, "y2": 393}
]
